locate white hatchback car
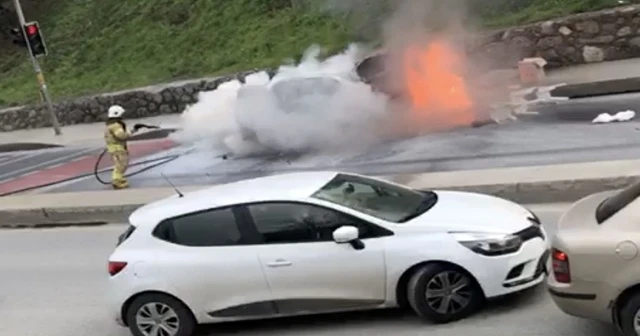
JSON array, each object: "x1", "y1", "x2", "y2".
[{"x1": 108, "y1": 171, "x2": 549, "y2": 336}]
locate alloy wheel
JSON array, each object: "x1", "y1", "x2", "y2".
[
  {"x1": 425, "y1": 270, "x2": 473, "y2": 315},
  {"x1": 135, "y1": 302, "x2": 180, "y2": 336}
]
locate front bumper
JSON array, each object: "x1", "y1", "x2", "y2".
[
  {"x1": 473, "y1": 219, "x2": 550, "y2": 298},
  {"x1": 471, "y1": 232, "x2": 549, "y2": 298},
  {"x1": 503, "y1": 248, "x2": 549, "y2": 288}
]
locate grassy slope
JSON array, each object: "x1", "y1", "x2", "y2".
[
  {"x1": 0, "y1": 0, "x2": 351, "y2": 106},
  {"x1": 0, "y1": 0, "x2": 633, "y2": 107},
  {"x1": 481, "y1": 0, "x2": 638, "y2": 27}
]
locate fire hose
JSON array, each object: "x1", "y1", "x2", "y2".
[
  {"x1": 0, "y1": 125, "x2": 227, "y2": 196},
  {"x1": 0, "y1": 134, "x2": 180, "y2": 197}
]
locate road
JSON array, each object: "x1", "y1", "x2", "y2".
[
  {"x1": 44, "y1": 117, "x2": 640, "y2": 192},
  {"x1": 0, "y1": 203, "x2": 618, "y2": 336},
  {"x1": 0, "y1": 139, "x2": 177, "y2": 196},
  {"x1": 0, "y1": 91, "x2": 640, "y2": 194}
]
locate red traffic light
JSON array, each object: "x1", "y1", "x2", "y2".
[{"x1": 26, "y1": 24, "x2": 38, "y2": 36}]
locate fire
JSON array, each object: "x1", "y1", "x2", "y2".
[{"x1": 403, "y1": 39, "x2": 474, "y2": 130}]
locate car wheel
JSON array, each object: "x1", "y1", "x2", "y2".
[
  {"x1": 406, "y1": 263, "x2": 483, "y2": 324},
  {"x1": 126, "y1": 293, "x2": 196, "y2": 336},
  {"x1": 620, "y1": 292, "x2": 640, "y2": 336}
]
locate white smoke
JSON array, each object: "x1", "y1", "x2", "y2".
[{"x1": 175, "y1": 43, "x2": 391, "y2": 156}]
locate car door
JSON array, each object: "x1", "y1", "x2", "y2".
[
  {"x1": 241, "y1": 201, "x2": 391, "y2": 315},
  {"x1": 152, "y1": 206, "x2": 276, "y2": 319}
]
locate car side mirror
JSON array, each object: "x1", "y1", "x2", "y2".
[
  {"x1": 333, "y1": 225, "x2": 359, "y2": 243},
  {"x1": 333, "y1": 226, "x2": 365, "y2": 250}
]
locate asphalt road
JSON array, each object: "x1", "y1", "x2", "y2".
[
  {"x1": 0, "y1": 203, "x2": 619, "y2": 336},
  {"x1": 0, "y1": 91, "x2": 638, "y2": 194},
  {"x1": 0, "y1": 147, "x2": 101, "y2": 184},
  {"x1": 45, "y1": 117, "x2": 640, "y2": 192}
]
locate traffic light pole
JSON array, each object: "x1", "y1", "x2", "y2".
[{"x1": 12, "y1": 0, "x2": 62, "y2": 136}]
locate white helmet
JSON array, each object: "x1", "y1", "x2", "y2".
[{"x1": 107, "y1": 105, "x2": 126, "y2": 118}]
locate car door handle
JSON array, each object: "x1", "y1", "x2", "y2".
[{"x1": 267, "y1": 259, "x2": 292, "y2": 267}]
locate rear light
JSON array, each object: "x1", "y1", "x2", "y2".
[
  {"x1": 552, "y1": 248, "x2": 571, "y2": 283},
  {"x1": 108, "y1": 261, "x2": 128, "y2": 276}
]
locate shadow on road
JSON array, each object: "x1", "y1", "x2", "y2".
[{"x1": 0, "y1": 142, "x2": 63, "y2": 152}]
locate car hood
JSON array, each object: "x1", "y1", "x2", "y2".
[{"x1": 406, "y1": 190, "x2": 534, "y2": 234}]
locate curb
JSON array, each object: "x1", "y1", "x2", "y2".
[
  {"x1": 551, "y1": 77, "x2": 640, "y2": 99},
  {"x1": 0, "y1": 142, "x2": 63, "y2": 152},
  {"x1": 435, "y1": 175, "x2": 636, "y2": 204},
  {"x1": 1, "y1": 175, "x2": 636, "y2": 228},
  {"x1": 0, "y1": 205, "x2": 140, "y2": 228}
]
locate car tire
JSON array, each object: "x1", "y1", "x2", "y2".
[
  {"x1": 406, "y1": 263, "x2": 483, "y2": 324},
  {"x1": 620, "y1": 292, "x2": 640, "y2": 336},
  {"x1": 125, "y1": 293, "x2": 196, "y2": 336}
]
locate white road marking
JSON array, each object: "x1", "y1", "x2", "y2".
[
  {"x1": 0, "y1": 154, "x2": 21, "y2": 164},
  {"x1": 0, "y1": 152, "x2": 38, "y2": 169},
  {"x1": 0, "y1": 147, "x2": 99, "y2": 183}
]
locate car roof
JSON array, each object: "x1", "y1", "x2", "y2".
[
  {"x1": 128, "y1": 171, "x2": 340, "y2": 227},
  {"x1": 268, "y1": 74, "x2": 345, "y2": 87}
]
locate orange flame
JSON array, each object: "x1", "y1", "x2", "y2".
[{"x1": 403, "y1": 39, "x2": 474, "y2": 129}]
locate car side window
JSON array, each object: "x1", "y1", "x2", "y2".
[
  {"x1": 153, "y1": 207, "x2": 242, "y2": 247},
  {"x1": 246, "y1": 202, "x2": 389, "y2": 244},
  {"x1": 246, "y1": 203, "x2": 316, "y2": 244}
]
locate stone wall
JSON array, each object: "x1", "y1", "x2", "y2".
[
  {"x1": 4, "y1": 5, "x2": 640, "y2": 132},
  {"x1": 469, "y1": 5, "x2": 640, "y2": 68},
  {"x1": 0, "y1": 70, "x2": 275, "y2": 132}
]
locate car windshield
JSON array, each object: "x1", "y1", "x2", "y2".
[
  {"x1": 311, "y1": 173, "x2": 437, "y2": 223},
  {"x1": 271, "y1": 77, "x2": 341, "y2": 110},
  {"x1": 596, "y1": 181, "x2": 640, "y2": 224}
]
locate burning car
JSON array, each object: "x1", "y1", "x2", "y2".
[{"x1": 230, "y1": 72, "x2": 389, "y2": 154}]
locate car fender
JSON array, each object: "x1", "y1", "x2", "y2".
[
  {"x1": 117, "y1": 277, "x2": 195, "y2": 324},
  {"x1": 383, "y1": 233, "x2": 490, "y2": 303},
  {"x1": 121, "y1": 258, "x2": 201, "y2": 321}
]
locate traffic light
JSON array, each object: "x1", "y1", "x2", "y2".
[
  {"x1": 8, "y1": 21, "x2": 48, "y2": 57},
  {"x1": 24, "y1": 21, "x2": 48, "y2": 57}
]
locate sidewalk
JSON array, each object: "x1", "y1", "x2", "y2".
[
  {"x1": 0, "y1": 114, "x2": 181, "y2": 148},
  {"x1": 544, "y1": 58, "x2": 640, "y2": 98},
  {"x1": 0, "y1": 159, "x2": 637, "y2": 227}
]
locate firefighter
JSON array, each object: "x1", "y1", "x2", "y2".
[{"x1": 104, "y1": 105, "x2": 137, "y2": 189}]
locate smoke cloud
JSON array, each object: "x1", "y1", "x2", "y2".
[
  {"x1": 176, "y1": 44, "x2": 391, "y2": 156},
  {"x1": 175, "y1": 0, "x2": 513, "y2": 157}
]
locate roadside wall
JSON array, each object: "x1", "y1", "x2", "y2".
[
  {"x1": 0, "y1": 70, "x2": 273, "y2": 131},
  {"x1": 470, "y1": 5, "x2": 640, "y2": 69},
  {"x1": 3, "y1": 5, "x2": 640, "y2": 132}
]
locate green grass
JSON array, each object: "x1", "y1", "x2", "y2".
[
  {"x1": 0, "y1": 0, "x2": 352, "y2": 106},
  {"x1": 480, "y1": 0, "x2": 639, "y2": 27},
  {"x1": 0, "y1": 0, "x2": 635, "y2": 107}
]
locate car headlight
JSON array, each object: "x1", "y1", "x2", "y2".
[{"x1": 450, "y1": 232, "x2": 522, "y2": 256}]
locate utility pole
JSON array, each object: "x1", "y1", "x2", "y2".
[{"x1": 12, "y1": 0, "x2": 62, "y2": 135}]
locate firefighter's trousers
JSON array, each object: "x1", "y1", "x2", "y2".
[{"x1": 109, "y1": 150, "x2": 130, "y2": 189}]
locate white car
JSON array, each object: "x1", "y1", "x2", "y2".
[
  {"x1": 234, "y1": 75, "x2": 346, "y2": 137},
  {"x1": 231, "y1": 74, "x2": 381, "y2": 153},
  {"x1": 107, "y1": 171, "x2": 549, "y2": 336}
]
